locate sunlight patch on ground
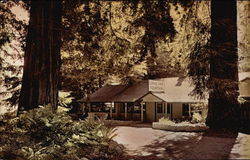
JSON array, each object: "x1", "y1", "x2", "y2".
[
  {"x1": 113, "y1": 126, "x2": 202, "y2": 157},
  {"x1": 114, "y1": 126, "x2": 250, "y2": 159},
  {"x1": 230, "y1": 133, "x2": 250, "y2": 159}
]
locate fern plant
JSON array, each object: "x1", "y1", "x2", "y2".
[{"x1": 0, "y1": 105, "x2": 123, "y2": 160}]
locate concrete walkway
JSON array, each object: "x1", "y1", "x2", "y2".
[{"x1": 113, "y1": 126, "x2": 250, "y2": 159}]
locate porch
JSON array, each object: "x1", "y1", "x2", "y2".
[
  {"x1": 79, "y1": 80, "x2": 206, "y2": 123},
  {"x1": 84, "y1": 100, "x2": 195, "y2": 123},
  {"x1": 86, "y1": 102, "x2": 145, "y2": 122}
]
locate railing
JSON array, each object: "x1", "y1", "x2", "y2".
[{"x1": 88, "y1": 112, "x2": 108, "y2": 121}]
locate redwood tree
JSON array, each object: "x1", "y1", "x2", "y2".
[
  {"x1": 18, "y1": 0, "x2": 62, "y2": 112},
  {"x1": 206, "y1": 0, "x2": 239, "y2": 128}
]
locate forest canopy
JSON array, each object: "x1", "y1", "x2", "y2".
[{"x1": 0, "y1": 0, "x2": 249, "y2": 113}]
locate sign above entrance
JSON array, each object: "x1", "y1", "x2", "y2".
[{"x1": 149, "y1": 80, "x2": 164, "y2": 93}]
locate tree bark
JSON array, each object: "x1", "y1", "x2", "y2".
[
  {"x1": 206, "y1": 0, "x2": 239, "y2": 129},
  {"x1": 18, "y1": 0, "x2": 62, "y2": 112}
]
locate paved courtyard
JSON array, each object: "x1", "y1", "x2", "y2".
[{"x1": 114, "y1": 126, "x2": 250, "y2": 159}]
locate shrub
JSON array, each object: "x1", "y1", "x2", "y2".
[
  {"x1": 158, "y1": 117, "x2": 175, "y2": 125},
  {"x1": 191, "y1": 112, "x2": 206, "y2": 123},
  {"x1": 58, "y1": 91, "x2": 74, "y2": 107},
  {"x1": 155, "y1": 117, "x2": 208, "y2": 132},
  {"x1": 0, "y1": 105, "x2": 123, "y2": 160}
]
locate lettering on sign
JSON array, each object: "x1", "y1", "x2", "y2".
[{"x1": 149, "y1": 80, "x2": 164, "y2": 92}]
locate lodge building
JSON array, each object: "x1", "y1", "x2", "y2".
[
  {"x1": 80, "y1": 77, "x2": 207, "y2": 122},
  {"x1": 80, "y1": 72, "x2": 250, "y2": 122}
]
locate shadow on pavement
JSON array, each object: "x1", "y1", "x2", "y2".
[{"x1": 117, "y1": 129, "x2": 238, "y2": 160}]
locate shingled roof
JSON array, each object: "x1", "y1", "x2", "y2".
[
  {"x1": 151, "y1": 77, "x2": 207, "y2": 103},
  {"x1": 80, "y1": 77, "x2": 208, "y2": 103},
  {"x1": 82, "y1": 85, "x2": 127, "y2": 102},
  {"x1": 80, "y1": 73, "x2": 249, "y2": 103},
  {"x1": 114, "y1": 80, "x2": 149, "y2": 102},
  {"x1": 80, "y1": 80, "x2": 150, "y2": 102}
]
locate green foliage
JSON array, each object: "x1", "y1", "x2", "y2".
[
  {"x1": 191, "y1": 113, "x2": 206, "y2": 123},
  {"x1": 187, "y1": 42, "x2": 210, "y2": 99},
  {"x1": 60, "y1": 1, "x2": 144, "y2": 97},
  {"x1": 58, "y1": 91, "x2": 74, "y2": 107},
  {"x1": 131, "y1": 1, "x2": 176, "y2": 58},
  {"x1": 60, "y1": 1, "x2": 211, "y2": 99},
  {"x1": 0, "y1": 1, "x2": 26, "y2": 107},
  {"x1": 182, "y1": 1, "x2": 211, "y2": 100},
  {"x1": 158, "y1": 117, "x2": 175, "y2": 125},
  {"x1": 0, "y1": 106, "x2": 123, "y2": 160},
  {"x1": 1, "y1": 1, "x2": 212, "y2": 108}
]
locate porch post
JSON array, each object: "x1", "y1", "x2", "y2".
[
  {"x1": 141, "y1": 102, "x2": 144, "y2": 122},
  {"x1": 88, "y1": 103, "x2": 91, "y2": 112},
  {"x1": 165, "y1": 102, "x2": 167, "y2": 115},
  {"x1": 125, "y1": 103, "x2": 127, "y2": 120},
  {"x1": 110, "y1": 102, "x2": 114, "y2": 119},
  {"x1": 188, "y1": 104, "x2": 191, "y2": 117},
  {"x1": 132, "y1": 103, "x2": 135, "y2": 120},
  {"x1": 170, "y1": 104, "x2": 173, "y2": 120}
]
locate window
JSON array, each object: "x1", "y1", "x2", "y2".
[
  {"x1": 167, "y1": 103, "x2": 172, "y2": 114},
  {"x1": 127, "y1": 102, "x2": 134, "y2": 113},
  {"x1": 121, "y1": 102, "x2": 134, "y2": 113},
  {"x1": 133, "y1": 105, "x2": 140, "y2": 113},
  {"x1": 108, "y1": 103, "x2": 116, "y2": 112},
  {"x1": 133, "y1": 102, "x2": 144, "y2": 113},
  {"x1": 120, "y1": 103, "x2": 125, "y2": 113},
  {"x1": 91, "y1": 103, "x2": 110, "y2": 112},
  {"x1": 182, "y1": 104, "x2": 189, "y2": 116},
  {"x1": 157, "y1": 103, "x2": 163, "y2": 113}
]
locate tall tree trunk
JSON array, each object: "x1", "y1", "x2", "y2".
[
  {"x1": 206, "y1": 0, "x2": 239, "y2": 128},
  {"x1": 18, "y1": 0, "x2": 62, "y2": 112}
]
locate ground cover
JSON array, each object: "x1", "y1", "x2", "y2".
[{"x1": 0, "y1": 106, "x2": 124, "y2": 160}]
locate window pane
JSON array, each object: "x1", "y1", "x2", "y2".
[
  {"x1": 157, "y1": 103, "x2": 163, "y2": 113},
  {"x1": 167, "y1": 103, "x2": 172, "y2": 114},
  {"x1": 91, "y1": 103, "x2": 110, "y2": 112},
  {"x1": 182, "y1": 104, "x2": 189, "y2": 116},
  {"x1": 120, "y1": 103, "x2": 125, "y2": 113}
]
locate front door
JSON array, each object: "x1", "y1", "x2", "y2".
[
  {"x1": 166, "y1": 103, "x2": 173, "y2": 119},
  {"x1": 155, "y1": 102, "x2": 165, "y2": 122},
  {"x1": 145, "y1": 102, "x2": 155, "y2": 122}
]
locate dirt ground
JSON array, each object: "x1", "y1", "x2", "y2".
[{"x1": 113, "y1": 126, "x2": 250, "y2": 159}]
